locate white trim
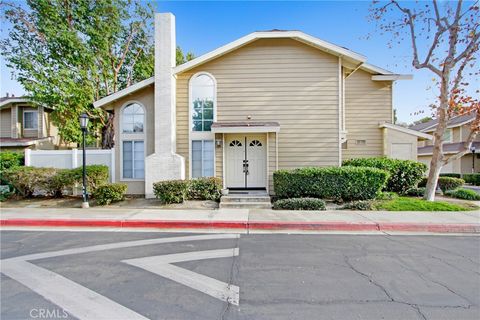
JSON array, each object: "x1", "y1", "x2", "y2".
[
  {"x1": 372, "y1": 74, "x2": 413, "y2": 81},
  {"x1": 222, "y1": 133, "x2": 226, "y2": 189},
  {"x1": 188, "y1": 72, "x2": 217, "y2": 178},
  {"x1": 361, "y1": 63, "x2": 394, "y2": 75},
  {"x1": 93, "y1": 77, "x2": 154, "y2": 108},
  {"x1": 0, "y1": 97, "x2": 29, "y2": 108},
  {"x1": 174, "y1": 31, "x2": 368, "y2": 75},
  {"x1": 23, "y1": 109, "x2": 39, "y2": 130},
  {"x1": 211, "y1": 126, "x2": 280, "y2": 133},
  {"x1": 275, "y1": 132, "x2": 278, "y2": 171},
  {"x1": 266, "y1": 132, "x2": 269, "y2": 193},
  {"x1": 338, "y1": 56, "x2": 342, "y2": 166},
  {"x1": 379, "y1": 123, "x2": 433, "y2": 140},
  {"x1": 119, "y1": 101, "x2": 146, "y2": 181}
]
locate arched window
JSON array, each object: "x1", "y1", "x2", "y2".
[
  {"x1": 122, "y1": 103, "x2": 144, "y2": 133},
  {"x1": 121, "y1": 102, "x2": 145, "y2": 180},
  {"x1": 191, "y1": 73, "x2": 215, "y2": 132}
]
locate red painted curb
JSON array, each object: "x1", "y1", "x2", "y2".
[{"x1": 1, "y1": 219, "x2": 479, "y2": 233}]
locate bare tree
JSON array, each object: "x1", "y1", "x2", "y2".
[{"x1": 370, "y1": 0, "x2": 479, "y2": 200}]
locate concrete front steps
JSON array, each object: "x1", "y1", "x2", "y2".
[{"x1": 220, "y1": 193, "x2": 272, "y2": 209}]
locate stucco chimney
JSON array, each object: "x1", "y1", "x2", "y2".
[{"x1": 144, "y1": 13, "x2": 185, "y2": 198}]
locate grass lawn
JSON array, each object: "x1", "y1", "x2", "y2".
[{"x1": 374, "y1": 196, "x2": 476, "y2": 211}]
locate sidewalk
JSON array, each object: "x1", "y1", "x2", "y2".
[{"x1": 1, "y1": 207, "x2": 479, "y2": 233}]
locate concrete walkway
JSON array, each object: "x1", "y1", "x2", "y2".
[{"x1": 1, "y1": 207, "x2": 479, "y2": 233}]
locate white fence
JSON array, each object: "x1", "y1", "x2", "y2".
[{"x1": 25, "y1": 148, "x2": 115, "y2": 182}]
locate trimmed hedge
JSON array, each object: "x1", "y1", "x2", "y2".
[
  {"x1": 463, "y1": 173, "x2": 480, "y2": 186},
  {"x1": 2, "y1": 165, "x2": 109, "y2": 198},
  {"x1": 439, "y1": 173, "x2": 462, "y2": 178},
  {"x1": 342, "y1": 157, "x2": 427, "y2": 194},
  {"x1": 188, "y1": 177, "x2": 222, "y2": 201},
  {"x1": 438, "y1": 177, "x2": 464, "y2": 193},
  {"x1": 69, "y1": 165, "x2": 109, "y2": 192},
  {"x1": 444, "y1": 188, "x2": 480, "y2": 200},
  {"x1": 0, "y1": 152, "x2": 24, "y2": 185},
  {"x1": 273, "y1": 198, "x2": 326, "y2": 210},
  {"x1": 405, "y1": 187, "x2": 426, "y2": 197},
  {"x1": 93, "y1": 183, "x2": 128, "y2": 205},
  {"x1": 273, "y1": 166, "x2": 389, "y2": 201},
  {"x1": 153, "y1": 180, "x2": 189, "y2": 204}
]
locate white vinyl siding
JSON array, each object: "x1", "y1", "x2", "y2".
[
  {"x1": 177, "y1": 38, "x2": 340, "y2": 183},
  {"x1": 343, "y1": 69, "x2": 393, "y2": 159}
]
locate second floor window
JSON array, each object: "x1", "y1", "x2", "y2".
[
  {"x1": 122, "y1": 103, "x2": 144, "y2": 133},
  {"x1": 23, "y1": 111, "x2": 38, "y2": 129},
  {"x1": 191, "y1": 73, "x2": 215, "y2": 132}
]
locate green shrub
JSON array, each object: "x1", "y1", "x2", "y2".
[
  {"x1": 0, "y1": 152, "x2": 24, "y2": 184},
  {"x1": 342, "y1": 157, "x2": 427, "y2": 194},
  {"x1": 93, "y1": 183, "x2": 128, "y2": 205},
  {"x1": 187, "y1": 177, "x2": 222, "y2": 201},
  {"x1": 0, "y1": 186, "x2": 12, "y2": 202},
  {"x1": 418, "y1": 177, "x2": 428, "y2": 188},
  {"x1": 376, "y1": 192, "x2": 398, "y2": 201},
  {"x1": 153, "y1": 180, "x2": 189, "y2": 204},
  {"x1": 439, "y1": 173, "x2": 462, "y2": 178},
  {"x1": 463, "y1": 173, "x2": 480, "y2": 186},
  {"x1": 444, "y1": 188, "x2": 480, "y2": 201},
  {"x1": 438, "y1": 177, "x2": 464, "y2": 193},
  {"x1": 2, "y1": 166, "x2": 60, "y2": 197},
  {"x1": 69, "y1": 165, "x2": 109, "y2": 192},
  {"x1": 341, "y1": 200, "x2": 373, "y2": 211},
  {"x1": 273, "y1": 166, "x2": 389, "y2": 201},
  {"x1": 273, "y1": 198, "x2": 326, "y2": 210},
  {"x1": 405, "y1": 187, "x2": 426, "y2": 197}
]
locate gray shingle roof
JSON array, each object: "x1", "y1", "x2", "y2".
[{"x1": 409, "y1": 113, "x2": 476, "y2": 132}]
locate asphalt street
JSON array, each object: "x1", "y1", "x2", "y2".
[{"x1": 1, "y1": 231, "x2": 479, "y2": 320}]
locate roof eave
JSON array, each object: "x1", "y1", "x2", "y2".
[{"x1": 93, "y1": 77, "x2": 155, "y2": 108}]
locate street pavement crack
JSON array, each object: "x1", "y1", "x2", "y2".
[
  {"x1": 344, "y1": 255, "x2": 428, "y2": 320},
  {"x1": 220, "y1": 235, "x2": 240, "y2": 320}
]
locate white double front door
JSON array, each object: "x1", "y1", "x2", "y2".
[{"x1": 225, "y1": 134, "x2": 266, "y2": 189}]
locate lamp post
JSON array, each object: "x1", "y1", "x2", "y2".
[
  {"x1": 471, "y1": 145, "x2": 476, "y2": 173},
  {"x1": 79, "y1": 113, "x2": 89, "y2": 208}
]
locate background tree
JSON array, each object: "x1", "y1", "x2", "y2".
[
  {"x1": 370, "y1": 0, "x2": 479, "y2": 200},
  {"x1": 1, "y1": 0, "x2": 194, "y2": 148}
]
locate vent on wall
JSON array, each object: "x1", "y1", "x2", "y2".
[{"x1": 355, "y1": 140, "x2": 367, "y2": 145}]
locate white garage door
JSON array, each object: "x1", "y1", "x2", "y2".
[{"x1": 391, "y1": 143, "x2": 413, "y2": 160}]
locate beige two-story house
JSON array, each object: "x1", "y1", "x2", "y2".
[
  {"x1": 411, "y1": 113, "x2": 479, "y2": 174},
  {"x1": 0, "y1": 95, "x2": 64, "y2": 151},
  {"x1": 93, "y1": 13, "x2": 427, "y2": 196}
]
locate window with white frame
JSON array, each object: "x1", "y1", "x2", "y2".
[
  {"x1": 23, "y1": 110, "x2": 38, "y2": 129},
  {"x1": 122, "y1": 140, "x2": 145, "y2": 179},
  {"x1": 191, "y1": 74, "x2": 215, "y2": 132},
  {"x1": 192, "y1": 140, "x2": 214, "y2": 178},
  {"x1": 122, "y1": 103, "x2": 144, "y2": 133},
  {"x1": 121, "y1": 102, "x2": 145, "y2": 180},
  {"x1": 443, "y1": 128, "x2": 453, "y2": 142}
]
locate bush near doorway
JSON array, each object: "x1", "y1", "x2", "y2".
[
  {"x1": 342, "y1": 157, "x2": 427, "y2": 194},
  {"x1": 273, "y1": 166, "x2": 389, "y2": 201}
]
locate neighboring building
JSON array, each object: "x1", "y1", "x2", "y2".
[
  {"x1": 94, "y1": 13, "x2": 425, "y2": 196},
  {"x1": 0, "y1": 95, "x2": 65, "y2": 151},
  {"x1": 410, "y1": 113, "x2": 479, "y2": 174}
]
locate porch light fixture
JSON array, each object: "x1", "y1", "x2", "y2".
[
  {"x1": 215, "y1": 139, "x2": 223, "y2": 147},
  {"x1": 79, "y1": 113, "x2": 89, "y2": 208}
]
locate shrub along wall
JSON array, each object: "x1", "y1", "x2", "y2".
[
  {"x1": 153, "y1": 177, "x2": 223, "y2": 204},
  {"x1": 273, "y1": 166, "x2": 389, "y2": 201},
  {"x1": 342, "y1": 157, "x2": 427, "y2": 194},
  {"x1": 2, "y1": 165, "x2": 109, "y2": 198}
]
